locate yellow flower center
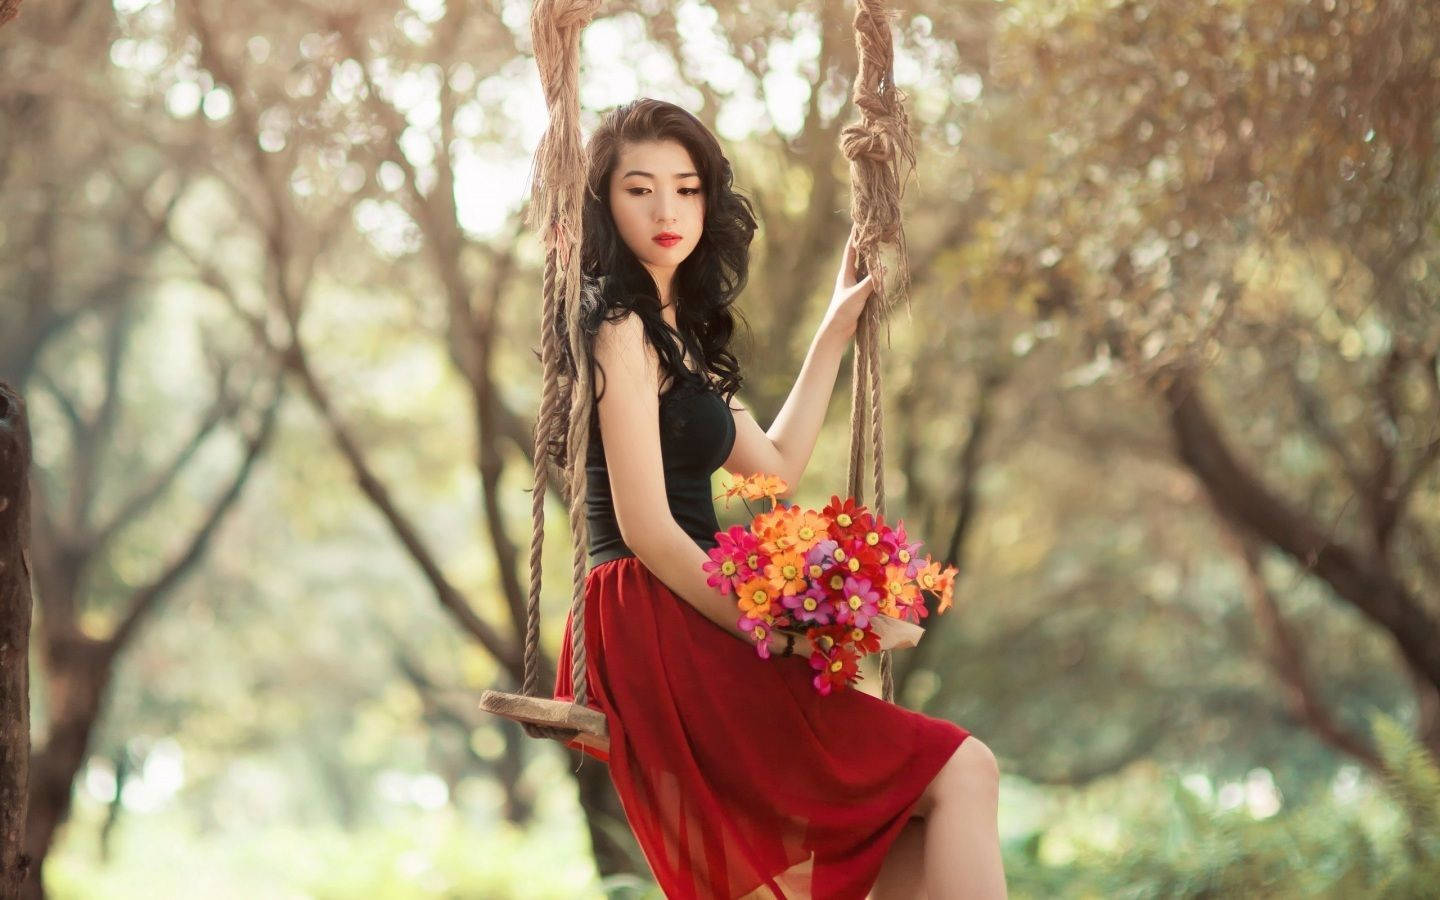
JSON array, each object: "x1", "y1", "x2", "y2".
[
  {"x1": 803, "y1": 598, "x2": 817, "y2": 611},
  {"x1": 899, "y1": 549, "x2": 911, "y2": 563},
  {"x1": 865, "y1": 531, "x2": 880, "y2": 545},
  {"x1": 848, "y1": 595, "x2": 863, "y2": 610},
  {"x1": 852, "y1": 628, "x2": 865, "y2": 641},
  {"x1": 782, "y1": 564, "x2": 798, "y2": 579},
  {"x1": 721, "y1": 561, "x2": 736, "y2": 575},
  {"x1": 808, "y1": 564, "x2": 823, "y2": 578},
  {"x1": 818, "y1": 635, "x2": 835, "y2": 651},
  {"x1": 752, "y1": 590, "x2": 769, "y2": 605},
  {"x1": 747, "y1": 553, "x2": 759, "y2": 569},
  {"x1": 829, "y1": 659, "x2": 844, "y2": 672},
  {"x1": 837, "y1": 513, "x2": 852, "y2": 527},
  {"x1": 755, "y1": 626, "x2": 767, "y2": 639},
  {"x1": 834, "y1": 548, "x2": 847, "y2": 562},
  {"x1": 829, "y1": 575, "x2": 844, "y2": 590},
  {"x1": 847, "y1": 558, "x2": 861, "y2": 572},
  {"x1": 799, "y1": 526, "x2": 815, "y2": 540}
]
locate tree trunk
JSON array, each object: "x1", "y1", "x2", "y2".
[
  {"x1": 22, "y1": 635, "x2": 113, "y2": 900},
  {"x1": 1, "y1": 381, "x2": 35, "y2": 900}
]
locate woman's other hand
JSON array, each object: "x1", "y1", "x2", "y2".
[{"x1": 820, "y1": 225, "x2": 885, "y2": 342}]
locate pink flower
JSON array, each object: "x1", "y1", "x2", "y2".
[
  {"x1": 834, "y1": 575, "x2": 880, "y2": 629},
  {"x1": 783, "y1": 584, "x2": 834, "y2": 626},
  {"x1": 715, "y1": 524, "x2": 763, "y2": 580},
  {"x1": 702, "y1": 544, "x2": 746, "y2": 595},
  {"x1": 740, "y1": 616, "x2": 772, "y2": 659},
  {"x1": 886, "y1": 520, "x2": 925, "y2": 577}
]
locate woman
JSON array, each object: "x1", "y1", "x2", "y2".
[{"x1": 551, "y1": 98, "x2": 1007, "y2": 900}]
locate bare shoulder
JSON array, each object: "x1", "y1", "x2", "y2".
[
  {"x1": 590, "y1": 312, "x2": 670, "y2": 548},
  {"x1": 592, "y1": 310, "x2": 661, "y2": 400}
]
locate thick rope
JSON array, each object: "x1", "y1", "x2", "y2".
[
  {"x1": 520, "y1": 0, "x2": 601, "y2": 744},
  {"x1": 840, "y1": 0, "x2": 913, "y2": 705},
  {"x1": 521, "y1": 249, "x2": 559, "y2": 701},
  {"x1": 865, "y1": 305, "x2": 896, "y2": 702},
  {"x1": 847, "y1": 323, "x2": 870, "y2": 505}
]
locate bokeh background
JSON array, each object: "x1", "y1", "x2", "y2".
[{"x1": 3, "y1": 0, "x2": 1439, "y2": 897}]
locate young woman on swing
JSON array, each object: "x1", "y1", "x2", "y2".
[{"x1": 550, "y1": 97, "x2": 1007, "y2": 900}]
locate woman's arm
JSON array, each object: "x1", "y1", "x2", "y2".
[
  {"x1": 628, "y1": 523, "x2": 813, "y2": 657},
  {"x1": 594, "y1": 311, "x2": 807, "y2": 656},
  {"x1": 722, "y1": 327, "x2": 849, "y2": 492},
  {"x1": 722, "y1": 227, "x2": 879, "y2": 494}
]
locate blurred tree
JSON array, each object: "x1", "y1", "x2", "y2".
[
  {"x1": 0, "y1": 4, "x2": 283, "y2": 896},
  {"x1": 968, "y1": 0, "x2": 1440, "y2": 768},
  {"x1": 14, "y1": 0, "x2": 1439, "y2": 895}
]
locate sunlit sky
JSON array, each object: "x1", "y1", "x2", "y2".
[{"x1": 109, "y1": 0, "x2": 955, "y2": 252}]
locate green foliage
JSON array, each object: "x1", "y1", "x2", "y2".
[{"x1": 997, "y1": 710, "x2": 1440, "y2": 899}]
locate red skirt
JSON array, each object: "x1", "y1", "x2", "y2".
[{"x1": 553, "y1": 555, "x2": 972, "y2": 899}]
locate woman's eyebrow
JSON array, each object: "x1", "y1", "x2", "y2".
[{"x1": 620, "y1": 169, "x2": 700, "y2": 179}]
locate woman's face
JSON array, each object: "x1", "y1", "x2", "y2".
[{"x1": 607, "y1": 139, "x2": 705, "y2": 292}]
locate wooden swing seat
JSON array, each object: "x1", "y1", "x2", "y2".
[{"x1": 479, "y1": 689, "x2": 611, "y2": 755}]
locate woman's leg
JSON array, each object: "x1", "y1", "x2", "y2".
[
  {"x1": 869, "y1": 816, "x2": 927, "y2": 900},
  {"x1": 924, "y1": 738, "x2": 1006, "y2": 899}
]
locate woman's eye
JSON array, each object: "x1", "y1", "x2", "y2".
[{"x1": 626, "y1": 187, "x2": 702, "y2": 195}]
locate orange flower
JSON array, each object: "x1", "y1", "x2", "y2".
[
  {"x1": 715, "y1": 472, "x2": 790, "y2": 508},
  {"x1": 715, "y1": 474, "x2": 752, "y2": 507},
  {"x1": 753, "y1": 505, "x2": 800, "y2": 554},
  {"x1": 916, "y1": 560, "x2": 959, "y2": 614},
  {"x1": 736, "y1": 576, "x2": 776, "y2": 620},
  {"x1": 742, "y1": 473, "x2": 789, "y2": 501},
  {"x1": 764, "y1": 549, "x2": 808, "y2": 597},
  {"x1": 789, "y1": 510, "x2": 830, "y2": 555},
  {"x1": 934, "y1": 564, "x2": 958, "y2": 614},
  {"x1": 882, "y1": 563, "x2": 920, "y2": 609}
]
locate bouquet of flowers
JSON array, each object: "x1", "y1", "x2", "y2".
[{"x1": 704, "y1": 472, "x2": 958, "y2": 695}]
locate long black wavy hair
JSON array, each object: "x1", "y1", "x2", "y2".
[{"x1": 545, "y1": 97, "x2": 758, "y2": 467}]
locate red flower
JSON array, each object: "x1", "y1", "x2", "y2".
[
  {"x1": 810, "y1": 644, "x2": 862, "y2": 695},
  {"x1": 846, "y1": 624, "x2": 881, "y2": 654},
  {"x1": 830, "y1": 537, "x2": 885, "y2": 585},
  {"x1": 821, "y1": 495, "x2": 870, "y2": 534}
]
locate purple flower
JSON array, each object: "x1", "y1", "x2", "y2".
[
  {"x1": 783, "y1": 584, "x2": 834, "y2": 625},
  {"x1": 805, "y1": 539, "x2": 838, "y2": 567}
]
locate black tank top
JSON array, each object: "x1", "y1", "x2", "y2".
[{"x1": 586, "y1": 368, "x2": 737, "y2": 565}]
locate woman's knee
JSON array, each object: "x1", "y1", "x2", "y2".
[
  {"x1": 940, "y1": 736, "x2": 1000, "y2": 797},
  {"x1": 917, "y1": 736, "x2": 998, "y2": 818}
]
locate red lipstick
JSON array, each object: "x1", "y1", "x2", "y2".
[{"x1": 653, "y1": 232, "x2": 681, "y2": 247}]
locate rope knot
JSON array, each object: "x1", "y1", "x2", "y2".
[{"x1": 841, "y1": 121, "x2": 896, "y2": 163}]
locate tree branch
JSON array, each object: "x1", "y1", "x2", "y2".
[
  {"x1": 108, "y1": 373, "x2": 285, "y2": 654},
  {"x1": 1161, "y1": 367, "x2": 1440, "y2": 693}
]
